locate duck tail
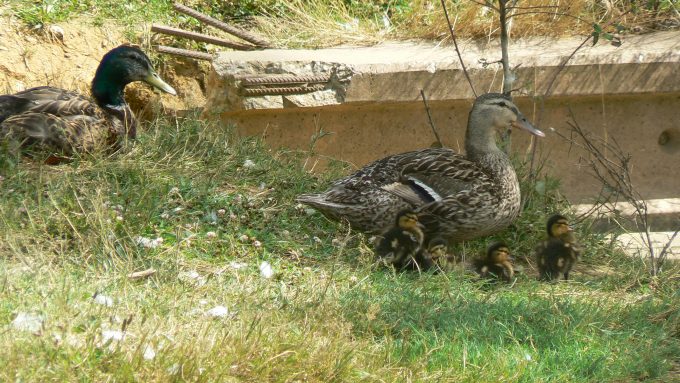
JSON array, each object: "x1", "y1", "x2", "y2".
[
  {"x1": 0, "y1": 95, "x2": 31, "y2": 124},
  {"x1": 297, "y1": 193, "x2": 339, "y2": 211}
]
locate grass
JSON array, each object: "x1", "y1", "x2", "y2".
[
  {"x1": 3, "y1": 0, "x2": 679, "y2": 48},
  {"x1": 1, "y1": 116, "x2": 678, "y2": 381}
]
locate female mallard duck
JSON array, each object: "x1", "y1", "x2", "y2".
[
  {"x1": 375, "y1": 209, "x2": 434, "y2": 271},
  {"x1": 297, "y1": 93, "x2": 544, "y2": 243},
  {"x1": 473, "y1": 242, "x2": 514, "y2": 282},
  {"x1": 0, "y1": 44, "x2": 176, "y2": 161},
  {"x1": 536, "y1": 214, "x2": 581, "y2": 281}
]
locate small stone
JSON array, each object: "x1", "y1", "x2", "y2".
[
  {"x1": 229, "y1": 261, "x2": 247, "y2": 270},
  {"x1": 243, "y1": 159, "x2": 256, "y2": 169},
  {"x1": 217, "y1": 209, "x2": 226, "y2": 216},
  {"x1": 143, "y1": 345, "x2": 156, "y2": 360},
  {"x1": 101, "y1": 329, "x2": 125, "y2": 343},
  {"x1": 47, "y1": 25, "x2": 65, "y2": 42},
  {"x1": 206, "y1": 231, "x2": 217, "y2": 239},
  {"x1": 93, "y1": 294, "x2": 114, "y2": 307},
  {"x1": 205, "y1": 305, "x2": 229, "y2": 318},
  {"x1": 259, "y1": 261, "x2": 274, "y2": 279},
  {"x1": 12, "y1": 312, "x2": 44, "y2": 333}
]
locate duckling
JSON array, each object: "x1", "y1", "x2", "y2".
[
  {"x1": 473, "y1": 242, "x2": 514, "y2": 282},
  {"x1": 375, "y1": 209, "x2": 433, "y2": 271},
  {"x1": 536, "y1": 214, "x2": 580, "y2": 281},
  {"x1": 0, "y1": 44, "x2": 176, "y2": 162},
  {"x1": 422, "y1": 237, "x2": 456, "y2": 271}
]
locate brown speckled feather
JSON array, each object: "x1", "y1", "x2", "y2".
[{"x1": 0, "y1": 87, "x2": 133, "y2": 154}]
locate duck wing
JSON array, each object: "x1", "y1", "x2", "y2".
[
  {"x1": 1, "y1": 86, "x2": 97, "y2": 119},
  {"x1": 382, "y1": 148, "x2": 493, "y2": 206},
  {"x1": 1, "y1": 112, "x2": 108, "y2": 154}
]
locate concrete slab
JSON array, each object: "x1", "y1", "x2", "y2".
[
  {"x1": 207, "y1": 31, "x2": 680, "y2": 111},
  {"x1": 203, "y1": 32, "x2": 680, "y2": 202},
  {"x1": 611, "y1": 231, "x2": 680, "y2": 260},
  {"x1": 573, "y1": 198, "x2": 680, "y2": 232}
]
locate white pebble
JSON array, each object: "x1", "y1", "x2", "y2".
[
  {"x1": 102, "y1": 329, "x2": 125, "y2": 342},
  {"x1": 205, "y1": 305, "x2": 230, "y2": 318},
  {"x1": 12, "y1": 312, "x2": 44, "y2": 333},
  {"x1": 259, "y1": 261, "x2": 274, "y2": 279},
  {"x1": 229, "y1": 261, "x2": 247, "y2": 270},
  {"x1": 93, "y1": 294, "x2": 114, "y2": 307},
  {"x1": 178, "y1": 270, "x2": 206, "y2": 287},
  {"x1": 206, "y1": 231, "x2": 217, "y2": 239},
  {"x1": 135, "y1": 236, "x2": 163, "y2": 249},
  {"x1": 143, "y1": 345, "x2": 156, "y2": 360},
  {"x1": 243, "y1": 159, "x2": 256, "y2": 169}
]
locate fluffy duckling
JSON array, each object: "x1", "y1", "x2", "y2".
[
  {"x1": 536, "y1": 214, "x2": 580, "y2": 281},
  {"x1": 422, "y1": 237, "x2": 456, "y2": 271},
  {"x1": 0, "y1": 44, "x2": 176, "y2": 162},
  {"x1": 473, "y1": 242, "x2": 514, "y2": 282},
  {"x1": 375, "y1": 209, "x2": 433, "y2": 271}
]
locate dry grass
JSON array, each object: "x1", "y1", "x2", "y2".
[{"x1": 248, "y1": 0, "x2": 680, "y2": 47}]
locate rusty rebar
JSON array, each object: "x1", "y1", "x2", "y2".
[
  {"x1": 155, "y1": 45, "x2": 213, "y2": 61},
  {"x1": 151, "y1": 24, "x2": 257, "y2": 51},
  {"x1": 173, "y1": 2, "x2": 272, "y2": 48},
  {"x1": 240, "y1": 84, "x2": 326, "y2": 96},
  {"x1": 240, "y1": 74, "x2": 331, "y2": 86}
]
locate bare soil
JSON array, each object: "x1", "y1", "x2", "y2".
[{"x1": 0, "y1": 15, "x2": 207, "y2": 119}]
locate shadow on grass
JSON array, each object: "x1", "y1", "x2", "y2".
[{"x1": 339, "y1": 272, "x2": 679, "y2": 381}]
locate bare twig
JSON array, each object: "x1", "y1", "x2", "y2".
[
  {"x1": 420, "y1": 90, "x2": 443, "y2": 148},
  {"x1": 469, "y1": 0, "x2": 499, "y2": 11},
  {"x1": 509, "y1": 5, "x2": 559, "y2": 10},
  {"x1": 528, "y1": 8, "x2": 634, "y2": 177},
  {"x1": 553, "y1": 114, "x2": 673, "y2": 276},
  {"x1": 499, "y1": 0, "x2": 513, "y2": 95},
  {"x1": 508, "y1": 11, "x2": 587, "y2": 22},
  {"x1": 440, "y1": 0, "x2": 477, "y2": 97}
]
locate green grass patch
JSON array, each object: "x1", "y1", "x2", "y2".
[{"x1": 0, "y1": 116, "x2": 678, "y2": 381}]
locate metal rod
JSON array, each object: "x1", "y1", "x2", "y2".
[
  {"x1": 155, "y1": 45, "x2": 213, "y2": 61},
  {"x1": 151, "y1": 24, "x2": 257, "y2": 51},
  {"x1": 173, "y1": 2, "x2": 272, "y2": 48},
  {"x1": 240, "y1": 74, "x2": 331, "y2": 86},
  {"x1": 240, "y1": 84, "x2": 326, "y2": 96}
]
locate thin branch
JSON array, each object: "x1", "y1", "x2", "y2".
[
  {"x1": 469, "y1": 0, "x2": 499, "y2": 12},
  {"x1": 420, "y1": 90, "x2": 444, "y2": 148},
  {"x1": 657, "y1": 225, "x2": 680, "y2": 266},
  {"x1": 499, "y1": 0, "x2": 513, "y2": 95},
  {"x1": 509, "y1": 5, "x2": 560, "y2": 10},
  {"x1": 527, "y1": 8, "x2": 634, "y2": 179},
  {"x1": 508, "y1": 11, "x2": 587, "y2": 22},
  {"x1": 440, "y1": 0, "x2": 477, "y2": 97},
  {"x1": 553, "y1": 115, "x2": 673, "y2": 276}
]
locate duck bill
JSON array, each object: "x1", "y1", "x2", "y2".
[
  {"x1": 512, "y1": 115, "x2": 545, "y2": 137},
  {"x1": 144, "y1": 71, "x2": 177, "y2": 95}
]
